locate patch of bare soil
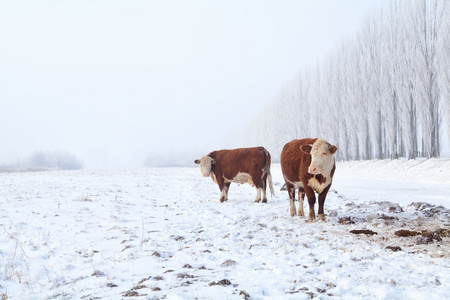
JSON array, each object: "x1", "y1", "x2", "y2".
[
  {"x1": 395, "y1": 229, "x2": 421, "y2": 237},
  {"x1": 340, "y1": 201, "x2": 450, "y2": 258},
  {"x1": 350, "y1": 229, "x2": 378, "y2": 235},
  {"x1": 209, "y1": 279, "x2": 232, "y2": 286},
  {"x1": 385, "y1": 246, "x2": 402, "y2": 252}
]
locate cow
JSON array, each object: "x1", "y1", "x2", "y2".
[
  {"x1": 280, "y1": 138, "x2": 337, "y2": 222},
  {"x1": 195, "y1": 147, "x2": 274, "y2": 203}
]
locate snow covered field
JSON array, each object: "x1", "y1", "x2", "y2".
[{"x1": 1, "y1": 158, "x2": 449, "y2": 299}]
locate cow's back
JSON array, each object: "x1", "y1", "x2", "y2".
[
  {"x1": 210, "y1": 147, "x2": 267, "y2": 179},
  {"x1": 281, "y1": 138, "x2": 317, "y2": 182}
]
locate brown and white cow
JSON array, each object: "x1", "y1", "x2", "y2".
[
  {"x1": 195, "y1": 147, "x2": 274, "y2": 203},
  {"x1": 280, "y1": 138, "x2": 337, "y2": 222}
]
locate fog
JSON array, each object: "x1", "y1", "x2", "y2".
[{"x1": 0, "y1": 0, "x2": 378, "y2": 169}]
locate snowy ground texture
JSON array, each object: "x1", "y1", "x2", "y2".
[{"x1": 1, "y1": 158, "x2": 449, "y2": 299}]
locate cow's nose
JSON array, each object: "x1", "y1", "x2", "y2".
[
  {"x1": 308, "y1": 166, "x2": 318, "y2": 174},
  {"x1": 203, "y1": 173, "x2": 210, "y2": 177}
]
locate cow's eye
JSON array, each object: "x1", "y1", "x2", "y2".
[{"x1": 322, "y1": 152, "x2": 327, "y2": 156}]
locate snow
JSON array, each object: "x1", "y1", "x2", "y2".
[
  {"x1": 336, "y1": 158, "x2": 450, "y2": 208},
  {"x1": 0, "y1": 159, "x2": 449, "y2": 299}
]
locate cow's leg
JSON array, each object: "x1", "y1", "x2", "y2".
[
  {"x1": 252, "y1": 172, "x2": 264, "y2": 203},
  {"x1": 304, "y1": 185, "x2": 316, "y2": 222},
  {"x1": 298, "y1": 188, "x2": 305, "y2": 217},
  {"x1": 223, "y1": 182, "x2": 231, "y2": 202},
  {"x1": 254, "y1": 187, "x2": 262, "y2": 203},
  {"x1": 317, "y1": 184, "x2": 331, "y2": 222},
  {"x1": 286, "y1": 182, "x2": 296, "y2": 216},
  {"x1": 261, "y1": 187, "x2": 267, "y2": 203},
  {"x1": 217, "y1": 177, "x2": 226, "y2": 202},
  {"x1": 219, "y1": 189, "x2": 226, "y2": 202},
  {"x1": 261, "y1": 177, "x2": 268, "y2": 203}
]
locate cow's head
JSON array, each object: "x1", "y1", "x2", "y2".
[
  {"x1": 300, "y1": 139, "x2": 337, "y2": 175},
  {"x1": 194, "y1": 155, "x2": 215, "y2": 177}
]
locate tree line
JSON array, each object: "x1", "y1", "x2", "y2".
[
  {"x1": 0, "y1": 150, "x2": 82, "y2": 172},
  {"x1": 234, "y1": 0, "x2": 450, "y2": 161}
]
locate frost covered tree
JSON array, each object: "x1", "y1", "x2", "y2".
[
  {"x1": 437, "y1": 2, "x2": 450, "y2": 152},
  {"x1": 411, "y1": 0, "x2": 446, "y2": 157},
  {"x1": 232, "y1": 0, "x2": 449, "y2": 162}
]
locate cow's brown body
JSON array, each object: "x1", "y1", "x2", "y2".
[
  {"x1": 281, "y1": 138, "x2": 337, "y2": 222},
  {"x1": 195, "y1": 147, "x2": 274, "y2": 203}
]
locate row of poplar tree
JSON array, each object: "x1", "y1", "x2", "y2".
[{"x1": 235, "y1": 0, "x2": 450, "y2": 161}]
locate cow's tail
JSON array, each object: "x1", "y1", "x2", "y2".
[
  {"x1": 264, "y1": 148, "x2": 275, "y2": 197},
  {"x1": 268, "y1": 171, "x2": 275, "y2": 197}
]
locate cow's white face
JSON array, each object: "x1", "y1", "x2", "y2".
[
  {"x1": 194, "y1": 155, "x2": 215, "y2": 177},
  {"x1": 301, "y1": 139, "x2": 337, "y2": 175}
]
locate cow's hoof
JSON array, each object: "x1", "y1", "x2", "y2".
[
  {"x1": 307, "y1": 218, "x2": 315, "y2": 223},
  {"x1": 262, "y1": 199, "x2": 267, "y2": 203},
  {"x1": 254, "y1": 199, "x2": 261, "y2": 203},
  {"x1": 318, "y1": 214, "x2": 326, "y2": 222}
]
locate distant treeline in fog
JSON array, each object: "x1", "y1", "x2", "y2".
[
  {"x1": 144, "y1": 149, "x2": 204, "y2": 168},
  {"x1": 0, "y1": 150, "x2": 82, "y2": 171},
  {"x1": 235, "y1": 0, "x2": 450, "y2": 161}
]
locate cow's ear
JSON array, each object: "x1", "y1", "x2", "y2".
[
  {"x1": 329, "y1": 145, "x2": 338, "y2": 155},
  {"x1": 194, "y1": 159, "x2": 200, "y2": 164},
  {"x1": 300, "y1": 145, "x2": 312, "y2": 154}
]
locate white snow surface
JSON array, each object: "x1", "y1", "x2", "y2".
[{"x1": 1, "y1": 158, "x2": 449, "y2": 299}]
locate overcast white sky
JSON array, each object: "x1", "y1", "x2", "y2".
[{"x1": 0, "y1": 0, "x2": 380, "y2": 169}]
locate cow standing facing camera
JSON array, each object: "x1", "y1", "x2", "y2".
[
  {"x1": 280, "y1": 138, "x2": 337, "y2": 222},
  {"x1": 195, "y1": 147, "x2": 274, "y2": 203}
]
